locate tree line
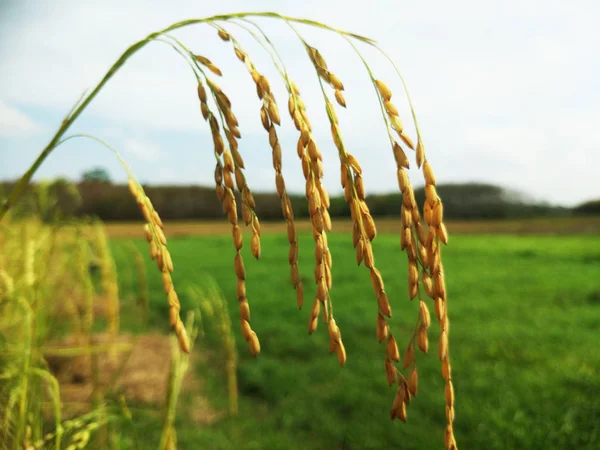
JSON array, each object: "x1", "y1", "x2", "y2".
[{"x1": 3, "y1": 178, "x2": 591, "y2": 222}]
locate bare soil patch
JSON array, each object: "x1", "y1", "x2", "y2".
[{"x1": 44, "y1": 332, "x2": 220, "y2": 424}]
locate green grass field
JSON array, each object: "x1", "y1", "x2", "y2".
[{"x1": 111, "y1": 230, "x2": 600, "y2": 449}]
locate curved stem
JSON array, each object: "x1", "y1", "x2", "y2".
[
  {"x1": 340, "y1": 35, "x2": 396, "y2": 146},
  {"x1": 229, "y1": 20, "x2": 287, "y2": 80},
  {"x1": 55, "y1": 134, "x2": 137, "y2": 180}
]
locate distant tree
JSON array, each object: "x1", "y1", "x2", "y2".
[
  {"x1": 573, "y1": 199, "x2": 600, "y2": 216},
  {"x1": 81, "y1": 167, "x2": 112, "y2": 183}
]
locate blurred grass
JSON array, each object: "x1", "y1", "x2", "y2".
[
  {"x1": 105, "y1": 216, "x2": 600, "y2": 239},
  {"x1": 112, "y1": 229, "x2": 600, "y2": 449}
]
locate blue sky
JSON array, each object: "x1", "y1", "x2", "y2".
[{"x1": 1, "y1": 0, "x2": 598, "y2": 206}]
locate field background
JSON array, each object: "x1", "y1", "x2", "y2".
[{"x1": 105, "y1": 218, "x2": 600, "y2": 449}]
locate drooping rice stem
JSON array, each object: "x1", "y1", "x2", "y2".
[{"x1": 0, "y1": 13, "x2": 457, "y2": 447}]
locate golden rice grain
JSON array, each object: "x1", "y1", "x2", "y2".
[
  {"x1": 395, "y1": 400, "x2": 407, "y2": 423},
  {"x1": 385, "y1": 359, "x2": 396, "y2": 386},
  {"x1": 217, "y1": 28, "x2": 230, "y2": 41},
  {"x1": 234, "y1": 253, "x2": 245, "y2": 280},
  {"x1": 375, "y1": 80, "x2": 392, "y2": 101},
  {"x1": 143, "y1": 224, "x2": 152, "y2": 242},
  {"x1": 376, "y1": 314, "x2": 388, "y2": 342},
  {"x1": 444, "y1": 425, "x2": 454, "y2": 449},
  {"x1": 432, "y1": 202, "x2": 444, "y2": 227},
  {"x1": 251, "y1": 233, "x2": 261, "y2": 259},
  {"x1": 335, "y1": 89, "x2": 346, "y2": 107},
  {"x1": 386, "y1": 335, "x2": 400, "y2": 362},
  {"x1": 336, "y1": 340, "x2": 347, "y2": 366},
  {"x1": 239, "y1": 300, "x2": 250, "y2": 322},
  {"x1": 236, "y1": 279, "x2": 246, "y2": 299},
  {"x1": 422, "y1": 271, "x2": 434, "y2": 298},
  {"x1": 384, "y1": 100, "x2": 398, "y2": 116},
  {"x1": 248, "y1": 331, "x2": 261, "y2": 356},
  {"x1": 419, "y1": 300, "x2": 431, "y2": 328},
  {"x1": 399, "y1": 132, "x2": 414, "y2": 151},
  {"x1": 438, "y1": 223, "x2": 449, "y2": 245},
  {"x1": 441, "y1": 356, "x2": 451, "y2": 381},
  {"x1": 195, "y1": 55, "x2": 223, "y2": 76},
  {"x1": 378, "y1": 290, "x2": 392, "y2": 316},
  {"x1": 446, "y1": 405, "x2": 455, "y2": 424},
  {"x1": 423, "y1": 161, "x2": 436, "y2": 185},
  {"x1": 408, "y1": 367, "x2": 418, "y2": 396},
  {"x1": 241, "y1": 318, "x2": 252, "y2": 340},
  {"x1": 416, "y1": 140, "x2": 425, "y2": 168},
  {"x1": 445, "y1": 380, "x2": 454, "y2": 408},
  {"x1": 438, "y1": 331, "x2": 448, "y2": 360}
]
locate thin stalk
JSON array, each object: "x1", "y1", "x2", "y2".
[
  {"x1": 373, "y1": 45, "x2": 424, "y2": 146},
  {"x1": 340, "y1": 35, "x2": 396, "y2": 145},
  {"x1": 225, "y1": 20, "x2": 287, "y2": 79},
  {"x1": 15, "y1": 296, "x2": 33, "y2": 450}
]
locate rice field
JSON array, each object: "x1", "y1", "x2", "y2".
[
  {"x1": 2, "y1": 9, "x2": 598, "y2": 450},
  {"x1": 107, "y1": 227, "x2": 600, "y2": 449},
  {"x1": 104, "y1": 216, "x2": 600, "y2": 239}
]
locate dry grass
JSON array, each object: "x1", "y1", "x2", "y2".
[
  {"x1": 44, "y1": 333, "x2": 210, "y2": 418},
  {"x1": 0, "y1": 214, "x2": 221, "y2": 449},
  {"x1": 103, "y1": 216, "x2": 600, "y2": 239}
]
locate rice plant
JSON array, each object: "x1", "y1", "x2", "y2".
[{"x1": 1, "y1": 12, "x2": 457, "y2": 449}]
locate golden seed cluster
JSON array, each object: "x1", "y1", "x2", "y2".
[
  {"x1": 422, "y1": 157, "x2": 455, "y2": 450},
  {"x1": 375, "y1": 78, "x2": 455, "y2": 448},
  {"x1": 197, "y1": 78, "x2": 261, "y2": 356},
  {"x1": 286, "y1": 67, "x2": 345, "y2": 366},
  {"x1": 127, "y1": 179, "x2": 189, "y2": 353},
  {"x1": 222, "y1": 35, "x2": 305, "y2": 309},
  {"x1": 306, "y1": 45, "x2": 346, "y2": 108},
  {"x1": 307, "y1": 42, "x2": 402, "y2": 383}
]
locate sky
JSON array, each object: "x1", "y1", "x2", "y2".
[{"x1": 0, "y1": 0, "x2": 598, "y2": 207}]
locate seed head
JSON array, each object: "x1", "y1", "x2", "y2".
[{"x1": 375, "y1": 80, "x2": 392, "y2": 101}]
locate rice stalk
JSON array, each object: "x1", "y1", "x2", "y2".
[
  {"x1": 124, "y1": 241, "x2": 149, "y2": 325},
  {"x1": 259, "y1": 40, "x2": 344, "y2": 362},
  {"x1": 0, "y1": 13, "x2": 457, "y2": 447},
  {"x1": 215, "y1": 23, "x2": 304, "y2": 309},
  {"x1": 128, "y1": 180, "x2": 190, "y2": 354},
  {"x1": 182, "y1": 45, "x2": 261, "y2": 357},
  {"x1": 92, "y1": 221, "x2": 120, "y2": 363},
  {"x1": 158, "y1": 311, "x2": 198, "y2": 450},
  {"x1": 191, "y1": 278, "x2": 239, "y2": 416}
]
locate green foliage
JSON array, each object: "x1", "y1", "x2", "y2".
[
  {"x1": 573, "y1": 199, "x2": 600, "y2": 216},
  {"x1": 112, "y1": 231, "x2": 600, "y2": 450},
  {"x1": 0, "y1": 179, "x2": 81, "y2": 222},
  {"x1": 0, "y1": 220, "x2": 134, "y2": 450},
  {"x1": 0, "y1": 182, "x2": 575, "y2": 222},
  {"x1": 81, "y1": 168, "x2": 112, "y2": 184}
]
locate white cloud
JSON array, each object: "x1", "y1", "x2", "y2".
[
  {"x1": 123, "y1": 138, "x2": 160, "y2": 162},
  {"x1": 0, "y1": 100, "x2": 40, "y2": 136}
]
